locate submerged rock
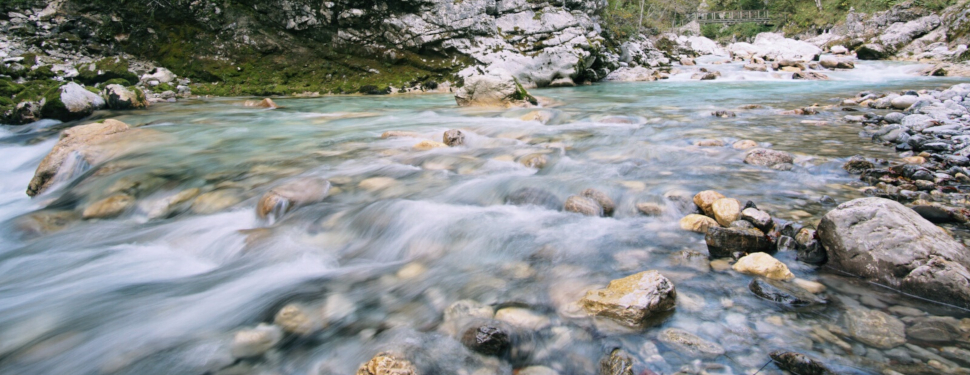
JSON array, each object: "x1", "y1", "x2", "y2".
[
  {"x1": 244, "y1": 98, "x2": 278, "y2": 109},
  {"x1": 843, "y1": 308, "x2": 906, "y2": 349},
  {"x1": 230, "y1": 324, "x2": 283, "y2": 358},
  {"x1": 460, "y1": 324, "x2": 510, "y2": 356},
  {"x1": 413, "y1": 140, "x2": 448, "y2": 151},
  {"x1": 443, "y1": 129, "x2": 465, "y2": 146},
  {"x1": 744, "y1": 148, "x2": 794, "y2": 170},
  {"x1": 256, "y1": 177, "x2": 331, "y2": 219},
  {"x1": 82, "y1": 194, "x2": 134, "y2": 219},
  {"x1": 564, "y1": 195, "x2": 603, "y2": 217},
  {"x1": 769, "y1": 351, "x2": 832, "y2": 375},
  {"x1": 274, "y1": 304, "x2": 317, "y2": 335},
  {"x1": 28, "y1": 119, "x2": 131, "y2": 197},
  {"x1": 657, "y1": 328, "x2": 725, "y2": 358},
  {"x1": 748, "y1": 278, "x2": 826, "y2": 307},
  {"x1": 581, "y1": 189, "x2": 615, "y2": 217},
  {"x1": 356, "y1": 353, "x2": 418, "y2": 375},
  {"x1": 581, "y1": 270, "x2": 676, "y2": 328},
  {"x1": 519, "y1": 153, "x2": 548, "y2": 169},
  {"x1": 506, "y1": 187, "x2": 562, "y2": 210},
  {"x1": 733, "y1": 253, "x2": 794, "y2": 280},
  {"x1": 818, "y1": 198, "x2": 970, "y2": 309},
  {"x1": 599, "y1": 349, "x2": 634, "y2": 375}
]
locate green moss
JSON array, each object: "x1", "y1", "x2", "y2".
[
  {"x1": 40, "y1": 85, "x2": 70, "y2": 121},
  {"x1": 154, "y1": 82, "x2": 176, "y2": 92},
  {"x1": 511, "y1": 78, "x2": 538, "y2": 105},
  {"x1": 26, "y1": 66, "x2": 55, "y2": 80},
  {"x1": 76, "y1": 57, "x2": 139, "y2": 85},
  {"x1": 0, "y1": 78, "x2": 25, "y2": 97},
  {"x1": 12, "y1": 79, "x2": 58, "y2": 103},
  {"x1": 102, "y1": 78, "x2": 132, "y2": 86}
]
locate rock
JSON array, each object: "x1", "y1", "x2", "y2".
[
  {"x1": 856, "y1": 44, "x2": 889, "y2": 60},
  {"x1": 843, "y1": 308, "x2": 906, "y2": 349},
  {"x1": 749, "y1": 278, "x2": 826, "y2": 307},
  {"x1": 519, "y1": 153, "x2": 548, "y2": 169},
  {"x1": 461, "y1": 324, "x2": 510, "y2": 356},
  {"x1": 191, "y1": 190, "x2": 242, "y2": 214},
  {"x1": 443, "y1": 129, "x2": 464, "y2": 146},
  {"x1": 244, "y1": 98, "x2": 278, "y2": 109},
  {"x1": 494, "y1": 307, "x2": 550, "y2": 331},
  {"x1": 103, "y1": 84, "x2": 148, "y2": 110},
  {"x1": 77, "y1": 57, "x2": 139, "y2": 85},
  {"x1": 843, "y1": 156, "x2": 874, "y2": 174},
  {"x1": 506, "y1": 187, "x2": 562, "y2": 210},
  {"x1": 41, "y1": 82, "x2": 106, "y2": 122},
  {"x1": 831, "y1": 45, "x2": 848, "y2": 54},
  {"x1": 27, "y1": 119, "x2": 132, "y2": 196},
  {"x1": 794, "y1": 228, "x2": 827, "y2": 265},
  {"x1": 359, "y1": 177, "x2": 397, "y2": 191},
  {"x1": 657, "y1": 328, "x2": 725, "y2": 358},
  {"x1": 5, "y1": 101, "x2": 42, "y2": 125},
  {"x1": 599, "y1": 349, "x2": 634, "y2": 375},
  {"x1": 818, "y1": 198, "x2": 970, "y2": 309},
  {"x1": 564, "y1": 195, "x2": 603, "y2": 217},
  {"x1": 711, "y1": 198, "x2": 741, "y2": 227},
  {"x1": 744, "y1": 148, "x2": 794, "y2": 170},
  {"x1": 381, "y1": 131, "x2": 420, "y2": 139},
  {"x1": 695, "y1": 139, "x2": 724, "y2": 147},
  {"x1": 274, "y1": 304, "x2": 316, "y2": 335},
  {"x1": 792, "y1": 71, "x2": 829, "y2": 80},
  {"x1": 705, "y1": 226, "x2": 771, "y2": 259},
  {"x1": 455, "y1": 69, "x2": 536, "y2": 108},
  {"x1": 518, "y1": 366, "x2": 559, "y2": 375},
  {"x1": 413, "y1": 140, "x2": 447, "y2": 151},
  {"x1": 819, "y1": 55, "x2": 840, "y2": 69},
  {"x1": 744, "y1": 63, "x2": 768, "y2": 72},
  {"x1": 141, "y1": 67, "x2": 176, "y2": 84},
  {"x1": 733, "y1": 140, "x2": 758, "y2": 150},
  {"x1": 693, "y1": 190, "x2": 725, "y2": 216},
  {"x1": 636, "y1": 202, "x2": 664, "y2": 216},
  {"x1": 740, "y1": 208, "x2": 772, "y2": 231},
  {"x1": 769, "y1": 351, "x2": 832, "y2": 375},
  {"x1": 712, "y1": 110, "x2": 736, "y2": 118},
  {"x1": 256, "y1": 177, "x2": 331, "y2": 219},
  {"x1": 230, "y1": 324, "x2": 283, "y2": 358},
  {"x1": 906, "y1": 316, "x2": 963, "y2": 342},
  {"x1": 793, "y1": 278, "x2": 826, "y2": 294},
  {"x1": 444, "y1": 300, "x2": 494, "y2": 322},
  {"x1": 580, "y1": 270, "x2": 676, "y2": 328},
  {"x1": 891, "y1": 95, "x2": 919, "y2": 110},
  {"x1": 356, "y1": 353, "x2": 418, "y2": 375},
  {"x1": 680, "y1": 214, "x2": 719, "y2": 233},
  {"x1": 581, "y1": 189, "x2": 615, "y2": 217},
  {"x1": 82, "y1": 194, "x2": 134, "y2": 219},
  {"x1": 733, "y1": 253, "x2": 794, "y2": 280}
]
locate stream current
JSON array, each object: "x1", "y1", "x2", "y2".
[{"x1": 1, "y1": 61, "x2": 969, "y2": 375}]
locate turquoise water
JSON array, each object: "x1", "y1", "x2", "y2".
[{"x1": 0, "y1": 61, "x2": 968, "y2": 375}]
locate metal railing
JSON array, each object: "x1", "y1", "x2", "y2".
[{"x1": 689, "y1": 10, "x2": 772, "y2": 25}]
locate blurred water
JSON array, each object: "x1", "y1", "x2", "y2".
[{"x1": 1, "y1": 61, "x2": 968, "y2": 375}]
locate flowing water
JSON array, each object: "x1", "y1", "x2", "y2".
[{"x1": 1, "y1": 61, "x2": 969, "y2": 375}]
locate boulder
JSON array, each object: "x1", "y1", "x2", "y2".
[
  {"x1": 580, "y1": 270, "x2": 676, "y2": 328},
  {"x1": 692, "y1": 190, "x2": 725, "y2": 216},
  {"x1": 442, "y1": 129, "x2": 465, "y2": 146},
  {"x1": 891, "y1": 95, "x2": 919, "y2": 109},
  {"x1": 256, "y1": 177, "x2": 331, "y2": 219},
  {"x1": 141, "y1": 67, "x2": 176, "y2": 84},
  {"x1": 41, "y1": 82, "x2": 106, "y2": 122},
  {"x1": 103, "y1": 84, "x2": 149, "y2": 110},
  {"x1": 792, "y1": 72, "x2": 829, "y2": 80},
  {"x1": 744, "y1": 148, "x2": 794, "y2": 170},
  {"x1": 843, "y1": 308, "x2": 906, "y2": 349},
  {"x1": 455, "y1": 69, "x2": 536, "y2": 108},
  {"x1": 356, "y1": 353, "x2": 418, "y2": 375},
  {"x1": 76, "y1": 57, "x2": 139, "y2": 85},
  {"x1": 819, "y1": 55, "x2": 840, "y2": 69},
  {"x1": 564, "y1": 195, "x2": 603, "y2": 216},
  {"x1": 711, "y1": 198, "x2": 741, "y2": 227},
  {"x1": 680, "y1": 214, "x2": 719, "y2": 233},
  {"x1": 27, "y1": 119, "x2": 133, "y2": 196},
  {"x1": 657, "y1": 328, "x2": 725, "y2": 358},
  {"x1": 733, "y1": 253, "x2": 794, "y2": 280},
  {"x1": 5, "y1": 101, "x2": 41, "y2": 125},
  {"x1": 705, "y1": 226, "x2": 771, "y2": 259},
  {"x1": 843, "y1": 156, "x2": 874, "y2": 174},
  {"x1": 856, "y1": 44, "x2": 889, "y2": 60},
  {"x1": 818, "y1": 198, "x2": 970, "y2": 308},
  {"x1": 581, "y1": 189, "x2": 615, "y2": 217}
]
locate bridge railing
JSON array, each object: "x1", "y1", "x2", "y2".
[{"x1": 688, "y1": 10, "x2": 772, "y2": 25}]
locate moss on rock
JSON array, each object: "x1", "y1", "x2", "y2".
[{"x1": 76, "y1": 57, "x2": 139, "y2": 85}]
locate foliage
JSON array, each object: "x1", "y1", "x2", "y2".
[
  {"x1": 701, "y1": 23, "x2": 772, "y2": 42},
  {"x1": 600, "y1": 0, "x2": 701, "y2": 40}
]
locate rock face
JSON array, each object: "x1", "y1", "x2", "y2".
[
  {"x1": 818, "y1": 198, "x2": 970, "y2": 308},
  {"x1": 256, "y1": 177, "x2": 331, "y2": 219},
  {"x1": 103, "y1": 84, "x2": 149, "y2": 110},
  {"x1": 581, "y1": 270, "x2": 676, "y2": 328},
  {"x1": 744, "y1": 148, "x2": 794, "y2": 171},
  {"x1": 455, "y1": 69, "x2": 536, "y2": 108},
  {"x1": 41, "y1": 82, "x2": 105, "y2": 122},
  {"x1": 28, "y1": 120, "x2": 133, "y2": 197}
]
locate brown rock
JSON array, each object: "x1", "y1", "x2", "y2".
[
  {"x1": 357, "y1": 353, "x2": 418, "y2": 375},
  {"x1": 443, "y1": 129, "x2": 465, "y2": 146},
  {"x1": 693, "y1": 190, "x2": 725, "y2": 216},
  {"x1": 733, "y1": 253, "x2": 794, "y2": 280},
  {"x1": 28, "y1": 120, "x2": 131, "y2": 197},
  {"x1": 381, "y1": 131, "x2": 420, "y2": 139},
  {"x1": 256, "y1": 178, "x2": 331, "y2": 219},
  {"x1": 711, "y1": 198, "x2": 741, "y2": 227},
  {"x1": 244, "y1": 98, "x2": 278, "y2": 109},
  {"x1": 581, "y1": 270, "x2": 676, "y2": 327},
  {"x1": 519, "y1": 153, "x2": 548, "y2": 169},
  {"x1": 636, "y1": 202, "x2": 664, "y2": 216},
  {"x1": 680, "y1": 214, "x2": 719, "y2": 233},
  {"x1": 733, "y1": 140, "x2": 758, "y2": 150},
  {"x1": 413, "y1": 140, "x2": 447, "y2": 151},
  {"x1": 82, "y1": 194, "x2": 134, "y2": 219},
  {"x1": 565, "y1": 195, "x2": 603, "y2": 216},
  {"x1": 695, "y1": 139, "x2": 724, "y2": 147},
  {"x1": 581, "y1": 189, "x2": 615, "y2": 216}
]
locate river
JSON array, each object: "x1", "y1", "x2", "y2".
[{"x1": 1, "y1": 61, "x2": 968, "y2": 375}]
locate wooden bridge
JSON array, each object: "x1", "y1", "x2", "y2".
[{"x1": 688, "y1": 10, "x2": 772, "y2": 25}]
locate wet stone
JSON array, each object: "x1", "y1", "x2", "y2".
[
  {"x1": 580, "y1": 270, "x2": 676, "y2": 328},
  {"x1": 356, "y1": 353, "x2": 418, "y2": 375},
  {"x1": 680, "y1": 214, "x2": 719, "y2": 233},
  {"x1": 693, "y1": 190, "x2": 725, "y2": 216},
  {"x1": 581, "y1": 189, "x2": 615, "y2": 217},
  {"x1": 843, "y1": 308, "x2": 906, "y2": 349},
  {"x1": 506, "y1": 187, "x2": 562, "y2": 211},
  {"x1": 748, "y1": 278, "x2": 827, "y2": 307},
  {"x1": 564, "y1": 195, "x2": 603, "y2": 217},
  {"x1": 712, "y1": 198, "x2": 741, "y2": 227},
  {"x1": 230, "y1": 324, "x2": 283, "y2": 358},
  {"x1": 461, "y1": 324, "x2": 510, "y2": 356},
  {"x1": 769, "y1": 351, "x2": 832, "y2": 375},
  {"x1": 599, "y1": 349, "x2": 634, "y2": 375},
  {"x1": 657, "y1": 328, "x2": 725, "y2": 359},
  {"x1": 705, "y1": 226, "x2": 771, "y2": 259},
  {"x1": 519, "y1": 153, "x2": 548, "y2": 169},
  {"x1": 740, "y1": 207, "x2": 772, "y2": 231},
  {"x1": 905, "y1": 316, "x2": 963, "y2": 342},
  {"x1": 843, "y1": 156, "x2": 874, "y2": 174},
  {"x1": 443, "y1": 129, "x2": 465, "y2": 146},
  {"x1": 733, "y1": 253, "x2": 794, "y2": 280}
]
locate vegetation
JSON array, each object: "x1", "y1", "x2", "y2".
[{"x1": 600, "y1": 0, "x2": 701, "y2": 40}]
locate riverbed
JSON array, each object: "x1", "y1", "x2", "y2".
[{"x1": 1, "y1": 61, "x2": 969, "y2": 375}]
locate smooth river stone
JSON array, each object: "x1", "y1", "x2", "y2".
[
  {"x1": 581, "y1": 188, "x2": 615, "y2": 217},
  {"x1": 712, "y1": 198, "x2": 741, "y2": 227},
  {"x1": 693, "y1": 190, "x2": 725, "y2": 216},
  {"x1": 356, "y1": 353, "x2": 418, "y2": 375},
  {"x1": 657, "y1": 328, "x2": 725, "y2": 358},
  {"x1": 680, "y1": 214, "x2": 719, "y2": 233},
  {"x1": 733, "y1": 253, "x2": 794, "y2": 280},
  {"x1": 581, "y1": 270, "x2": 676, "y2": 328},
  {"x1": 82, "y1": 194, "x2": 134, "y2": 219},
  {"x1": 564, "y1": 195, "x2": 603, "y2": 216},
  {"x1": 843, "y1": 308, "x2": 906, "y2": 349}
]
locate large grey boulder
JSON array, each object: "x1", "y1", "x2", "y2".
[
  {"x1": 103, "y1": 84, "x2": 149, "y2": 110},
  {"x1": 878, "y1": 15, "x2": 942, "y2": 51},
  {"x1": 41, "y1": 82, "x2": 106, "y2": 122},
  {"x1": 818, "y1": 197, "x2": 970, "y2": 308},
  {"x1": 455, "y1": 69, "x2": 536, "y2": 107}
]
